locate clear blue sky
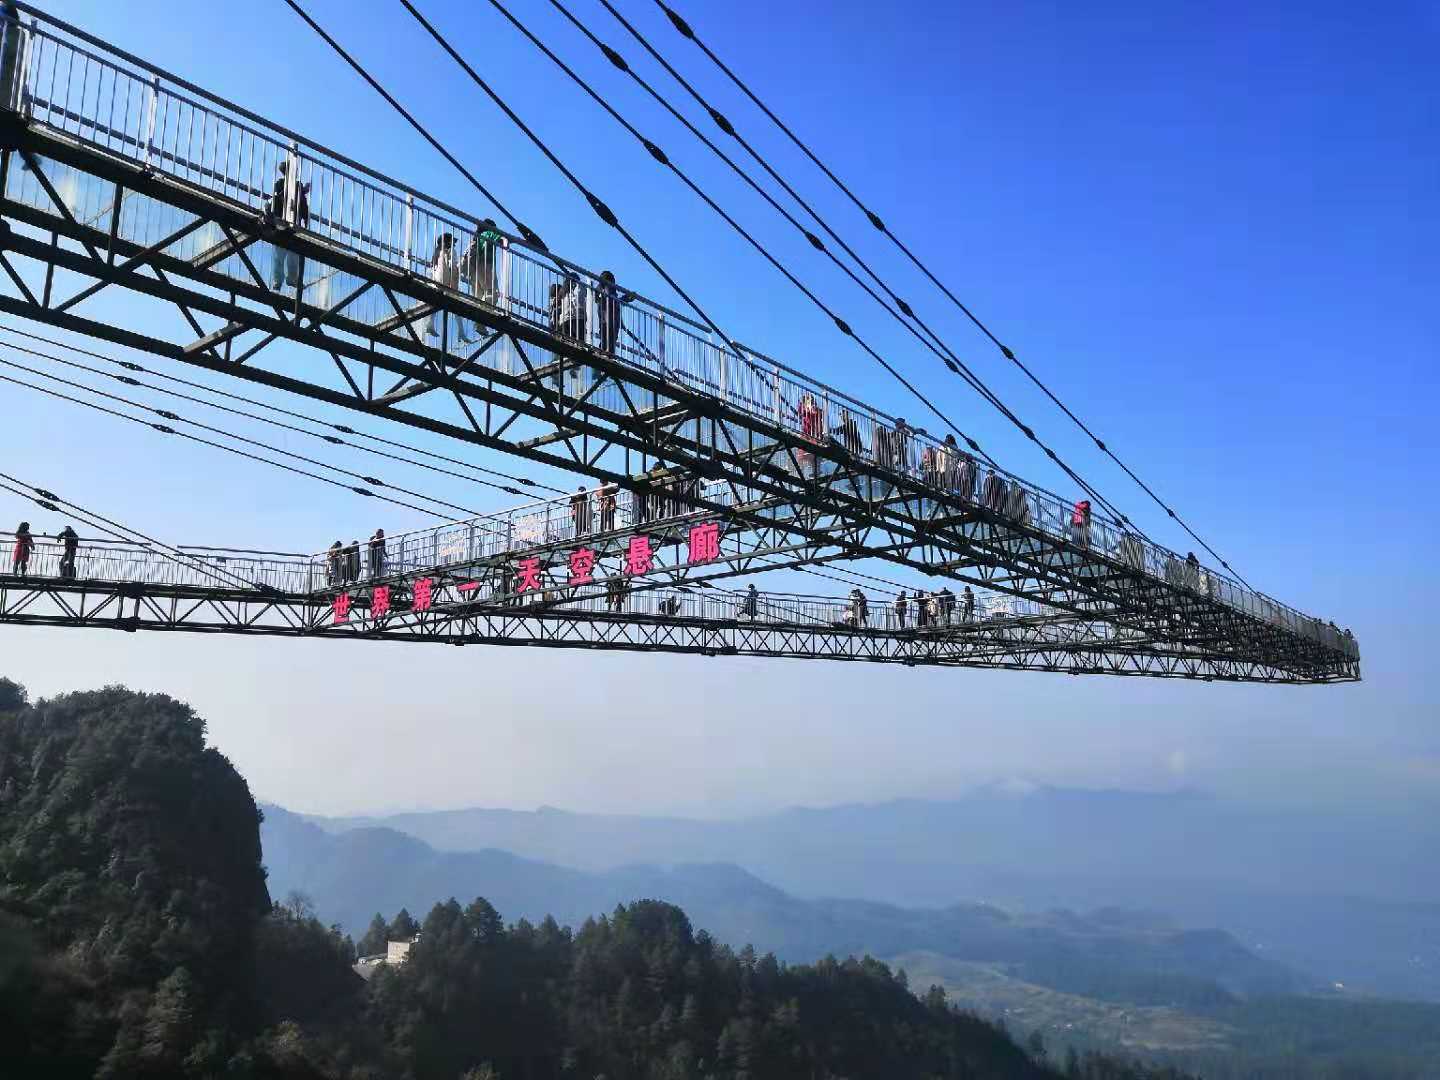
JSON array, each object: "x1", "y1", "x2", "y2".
[{"x1": 0, "y1": 0, "x2": 1434, "y2": 823}]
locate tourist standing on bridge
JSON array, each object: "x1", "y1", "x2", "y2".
[
  {"x1": 571, "y1": 486, "x2": 591, "y2": 537},
  {"x1": 837, "y1": 410, "x2": 862, "y2": 456},
  {"x1": 894, "y1": 418, "x2": 914, "y2": 475},
  {"x1": 546, "y1": 283, "x2": 563, "y2": 340},
  {"x1": 956, "y1": 451, "x2": 977, "y2": 503},
  {"x1": 894, "y1": 590, "x2": 908, "y2": 628},
  {"x1": 345, "y1": 540, "x2": 361, "y2": 584},
  {"x1": 459, "y1": 219, "x2": 501, "y2": 335},
  {"x1": 326, "y1": 541, "x2": 343, "y2": 586},
  {"x1": 426, "y1": 233, "x2": 460, "y2": 344},
  {"x1": 962, "y1": 585, "x2": 975, "y2": 623},
  {"x1": 597, "y1": 270, "x2": 632, "y2": 357},
  {"x1": 605, "y1": 574, "x2": 628, "y2": 612},
  {"x1": 920, "y1": 443, "x2": 939, "y2": 488},
  {"x1": 983, "y1": 470, "x2": 1007, "y2": 513},
  {"x1": 938, "y1": 434, "x2": 960, "y2": 491},
  {"x1": 794, "y1": 393, "x2": 825, "y2": 476},
  {"x1": 1070, "y1": 499, "x2": 1092, "y2": 548},
  {"x1": 368, "y1": 529, "x2": 386, "y2": 579},
  {"x1": 597, "y1": 483, "x2": 617, "y2": 532},
  {"x1": 848, "y1": 587, "x2": 868, "y2": 627},
  {"x1": 740, "y1": 583, "x2": 758, "y2": 621},
  {"x1": 11, "y1": 521, "x2": 33, "y2": 576},
  {"x1": 939, "y1": 586, "x2": 955, "y2": 625},
  {"x1": 56, "y1": 525, "x2": 78, "y2": 580},
  {"x1": 550, "y1": 273, "x2": 586, "y2": 345},
  {"x1": 267, "y1": 160, "x2": 309, "y2": 290},
  {"x1": 1004, "y1": 483, "x2": 1032, "y2": 526}
]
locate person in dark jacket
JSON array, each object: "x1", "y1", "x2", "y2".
[
  {"x1": 894, "y1": 590, "x2": 908, "y2": 628},
  {"x1": 11, "y1": 520, "x2": 33, "y2": 575},
  {"x1": 570, "y1": 486, "x2": 591, "y2": 537},
  {"x1": 56, "y1": 525, "x2": 79, "y2": 580},
  {"x1": 597, "y1": 270, "x2": 633, "y2": 357},
  {"x1": 326, "y1": 541, "x2": 343, "y2": 587},
  {"x1": 345, "y1": 540, "x2": 361, "y2": 584},
  {"x1": 605, "y1": 574, "x2": 628, "y2": 612},
  {"x1": 457, "y1": 219, "x2": 501, "y2": 344},
  {"x1": 547, "y1": 283, "x2": 563, "y2": 338},
  {"x1": 597, "y1": 483, "x2": 618, "y2": 532},
  {"x1": 740, "y1": 584, "x2": 758, "y2": 620},
  {"x1": 837, "y1": 410, "x2": 863, "y2": 456},
  {"x1": 956, "y1": 452, "x2": 977, "y2": 503},
  {"x1": 893, "y1": 418, "x2": 913, "y2": 474},
  {"x1": 368, "y1": 529, "x2": 387, "y2": 579},
  {"x1": 268, "y1": 160, "x2": 310, "y2": 290},
  {"x1": 962, "y1": 585, "x2": 975, "y2": 623},
  {"x1": 1184, "y1": 551, "x2": 1202, "y2": 592}
]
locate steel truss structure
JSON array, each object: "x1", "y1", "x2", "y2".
[
  {"x1": 0, "y1": 570, "x2": 1338, "y2": 683},
  {"x1": 0, "y1": 8, "x2": 1358, "y2": 684}
]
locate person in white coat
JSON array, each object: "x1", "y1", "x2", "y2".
[{"x1": 426, "y1": 233, "x2": 460, "y2": 343}]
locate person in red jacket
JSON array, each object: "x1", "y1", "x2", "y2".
[
  {"x1": 11, "y1": 521, "x2": 33, "y2": 575},
  {"x1": 1070, "y1": 499, "x2": 1092, "y2": 548}
]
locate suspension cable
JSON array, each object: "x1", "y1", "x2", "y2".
[
  {"x1": 289, "y1": 0, "x2": 748, "y2": 382},
  {"x1": 0, "y1": 472, "x2": 277, "y2": 593},
  {"x1": 649, "y1": 0, "x2": 1250, "y2": 584},
  {"x1": 0, "y1": 326, "x2": 566, "y2": 496},
  {"x1": 278, "y1": 0, "x2": 548, "y2": 250},
  {"x1": 400, "y1": 0, "x2": 1137, "y2": 532},
  {"x1": 0, "y1": 340, "x2": 1023, "y2": 601},
  {"x1": 0, "y1": 371, "x2": 968, "y2": 604},
  {"x1": 578, "y1": 2, "x2": 1001, "y2": 423},
  {"x1": 585, "y1": 0, "x2": 1132, "y2": 530},
  {"x1": 0, "y1": 329, "x2": 566, "y2": 501},
  {"x1": 476, "y1": 0, "x2": 1015, "y2": 473},
  {"x1": 0, "y1": 359, "x2": 469, "y2": 520}
]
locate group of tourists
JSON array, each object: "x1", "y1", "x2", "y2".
[
  {"x1": 326, "y1": 529, "x2": 387, "y2": 586},
  {"x1": 8, "y1": 522, "x2": 79, "y2": 579},
  {"x1": 566, "y1": 469, "x2": 707, "y2": 539},
  {"x1": 548, "y1": 269, "x2": 632, "y2": 357},
  {"x1": 265, "y1": 148, "x2": 649, "y2": 368},
  {"x1": 883, "y1": 586, "x2": 977, "y2": 629},
  {"x1": 420, "y1": 222, "x2": 504, "y2": 345},
  {"x1": 569, "y1": 483, "x2": 620, "y2": 537}
]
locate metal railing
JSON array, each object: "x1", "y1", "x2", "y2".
[
  {"x1": 0, "y1": 531, "x2": 1056, "y2": 639},
  {"x1": 0, "y1": 8, "x2": 1357, "y2": 661},
  {"x1": 0, "y1": 534, "x2": 314, "y2": 592}
]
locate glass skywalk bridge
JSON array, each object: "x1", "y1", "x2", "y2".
[
  {"x1": 0, "y1": 533, "x2": 1160, "y2": 676},
  {"x1": 0, "y1": 7, "x2": 1358, "y2": 683}
]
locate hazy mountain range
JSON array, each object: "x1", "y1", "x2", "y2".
[
  {"x1": 261, "y1": 805, "x2": 1299, "y2": 999},
  {"x1": 272, "y1": 785, "x2": 1440, "y2": 1002}
]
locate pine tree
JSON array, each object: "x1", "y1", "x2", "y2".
[
  {"x1": 357, "y1": 912, "x2": 390, "y2": 956},
  {"x1": 389, "y1": 907, "x2": 420, "y2": 940}
]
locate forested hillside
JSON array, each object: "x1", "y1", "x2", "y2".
[{"x1": 0, "y1": 679, "x2": 1188, "y2": 1079}]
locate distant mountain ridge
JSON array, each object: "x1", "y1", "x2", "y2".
[
  {"x1": 291, "y1": 787, "x2": 1440, "y2": 1002},
  {"x1": 261, "y1": 804, "x2": 1301, "y2": 1001}
]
